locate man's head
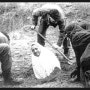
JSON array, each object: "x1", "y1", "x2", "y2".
[{"x1": 31, "y1": 44, "x2": 41, "y2": 57}]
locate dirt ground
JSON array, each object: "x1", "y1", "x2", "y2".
[{"x1": 0, "y1": 2, "x2": 89, "y2": 88}]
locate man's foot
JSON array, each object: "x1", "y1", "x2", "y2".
[{"x1": 68, "y1": 77, "x2": 80, "y2": 83}]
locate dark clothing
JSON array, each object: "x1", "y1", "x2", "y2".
[
  {"x1": 0, "y1": 32, "x2": 23, "y2": 85},
  {"x1": 65, "y1": 22, "x2": 90, "y2": 87},
  {"x1": 63, "y1": 22, "x2": 90, "y2": 55},
  {"x1": 37, "y1": 18, "x2": 49, "y2": 46},
  {"x1": 32, "y1": 4, "x2": 65, "y2": 27},
  {"x1": 0, "y1": 32, "x2": 12, "y2": 81},
  {"x1": 32, "y1": 4, "x2": 66, "y2": 47},
  {"x1": 63, "y1": 37, "x2": 70, "y2": 55},
  {"x1": 70, "y1": 30, "x2": 90, "y2": 47},
  {"x1": 78, "y1": 21, "x2": 90, "y2": 30},
  {"x1": 80, "y1": 43, "x2": 90, "y2": 87}
]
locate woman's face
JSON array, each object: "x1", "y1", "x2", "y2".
[{"x1": 31, "y1": 44, "x2": 41, "y2": 57}]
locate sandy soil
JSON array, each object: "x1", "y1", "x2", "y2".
[{"x1": 0, "y1": 3, "x2": 89, "y2": 88}]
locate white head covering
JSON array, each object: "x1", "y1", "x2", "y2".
[{"x1": 31, "y1": 42, "x2": 61, "y2": 79}]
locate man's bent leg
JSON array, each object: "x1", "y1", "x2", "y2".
[
  {"x1": 63, "y1": 37, "x2": 69, "y2": 55},
  {"x1": 57, "y1": 20, "x2": 65, "y2": 47},
  {"x1": 80, "y1": 43, "x2": 90, "y2": 87},
  {"x1": 0, "y1": 44, "x2": 23, "y2": 85}
]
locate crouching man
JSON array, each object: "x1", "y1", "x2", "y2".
[
  {"x1": 31, "y1": 43, "x2": 61, "y2": 83},
  {"x1": 0, "y1": 32, "x2": 23, "y2": 85},
  {"x1": 63, "y1": 22, "x2": 90, "y2": 88},
  {"x1": 80, "y1": 43, "x2": 90, "y2": 88}
]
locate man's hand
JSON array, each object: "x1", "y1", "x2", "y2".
[
  {"x1": 53, "y1": 44, "x2": 63, "y2": 50},
  {"x1": 30, "y1": 25, "x2": 36, "y2": 30}
]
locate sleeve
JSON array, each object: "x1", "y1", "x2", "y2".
[
  {"x1": 32, "y1": 9, "x2": 41, "y2": 26},
  {"x1": 49, "y1": 9, "x2": 61, "y2": 22},
  {"x1": 72, "y1": 31, "x2": 90, "y2": 46},
  {"x1": 58, "y1": 19, "x2": 65, "y2": 33},
  {"x1": 49, "y1": 9, "x2": 65, "y2": 33}
]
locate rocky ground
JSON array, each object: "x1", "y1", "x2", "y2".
[{"x1": 0, "y1": 2, "x2": 90, "y2": 88}]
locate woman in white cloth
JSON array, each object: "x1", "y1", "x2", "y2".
[{"x1": 31, "y1": 43, "x2": 61, "y2": 83}]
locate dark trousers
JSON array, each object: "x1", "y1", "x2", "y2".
[
  {"x1": 63, "y1": 37, "x2": 70, "y2": 55},
  {"x1": 72, "y1": 44, "x2": 86, "y2": 79},
  {"x1": 0, "y1": 44, "x2": 12, "y2": 71},
  {"x1": 38, "y1": 19, "x2": 69, "y2": 55},
  {"x1": 0, "y1": 43, "x2": 12, "y2": 80},
  {"x1": 80, "y1": 43, "x2": 90, "y2": 87}
]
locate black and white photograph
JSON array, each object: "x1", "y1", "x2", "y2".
[{"x1": 0, "y1": 2, "x2": 90, "y2": 88}]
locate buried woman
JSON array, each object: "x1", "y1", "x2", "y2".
[{"x1": 31, "y1": 43, "x2": 61, "y2": 83}]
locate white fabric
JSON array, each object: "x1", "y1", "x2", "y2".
[{"x1": 31, "y1": 43, "x2": 61, "y2": 79}]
